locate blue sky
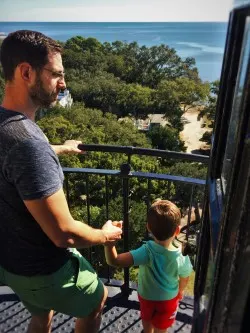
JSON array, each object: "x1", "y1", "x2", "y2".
[{"x1": 0, "y1": 0, "x2": 233, "y2": 22}]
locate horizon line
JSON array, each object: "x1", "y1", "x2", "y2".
[{"x1": 0, "y1": 20, "x2": 229, "y2": 23}]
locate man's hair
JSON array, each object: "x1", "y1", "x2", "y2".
[
  {"x1": 147, "y1": 200, "x2": 181, "y2": 241},
  {"x1": 0, "y1": 30, "x2": 62, "y2": 81}
]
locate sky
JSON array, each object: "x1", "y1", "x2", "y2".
[{"x1": 0, "y1": 0, "x2": 234, "y2": 22}]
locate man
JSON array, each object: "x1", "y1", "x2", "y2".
[{"x1": 0, "y1": 30, "x2": 122, "y2": 333}]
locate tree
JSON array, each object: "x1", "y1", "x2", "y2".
[
  {"x1": 147, "y1": 125, "x2": 186, "y2": 152},
  {"x1": 153, "y1": 81, "x2": 184, "y2": 131},
  {"x1": 105, "y1": 54, "x2": 126, "y2": 78},
  {"x1": 64, "y1": 36, "x2": 103, "y2": 53},
  {"x1": 156, "y1": 78, "x2": 209, "y2": 113},
  {"x1": 37, "y1": 115, "x2": 80, "y2": 144},
  {"x1": 136, "y1": 45, "x2": 199, "y2": 88},
  {"x1": 173, "y1": 77, "x2": 210, "y2": 112},
  {"x1": 103, "y1": 41, "x2": 199, "y2": 87},
  {"x1": 198, "y1": 80, "x2": 219, "y2": 145},
  {"x1": 153, "y1": 78, "x2": 209, "y2": 131},
  {"x1": 63, "y1": 49, "x2": 88, "y2": 71},
  {"x1": 117, "y1": 83, "x2": 154, "y2": 118},
  {"x1": 67, "y1": 73, "x2": 122, "y2": 112}
]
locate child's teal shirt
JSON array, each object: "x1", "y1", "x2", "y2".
[{"x1": 130, "y1": 240, "x2": 193, "y2": 301}]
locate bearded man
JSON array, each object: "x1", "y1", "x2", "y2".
[{"x1": 0, "y1": 30, "x2": 122, "y2": 333}]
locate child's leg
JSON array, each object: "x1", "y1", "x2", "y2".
[
  {"x1": 151, "y1": 294, "x2": 179, "y2": 333},
  {"x1": 138, "y1": 294, "x2": 155, "y2": 333},
  {"x1": 142, "y1": 319, "x2": 154, "y2": 333}
]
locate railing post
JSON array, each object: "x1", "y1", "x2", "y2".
[
  {"x1": 85, "y1": 175, "x2": 92, "y2": 264},
  {"x1": 186, "y1": 185, "x2": 194, "y2": 241},
  {"x1": 105, "y1": 175, "x2": 111, "y2": 284},
  {"x1": 145, "y1": 179, "x2": 152, "y2": 240},
  {"x1": 120, "y1": 159, "x2": 131, "y2": 296}
]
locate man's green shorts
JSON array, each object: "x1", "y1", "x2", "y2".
[{"x1": 0, "y1": 249, "x2": 104, "y2": 317}]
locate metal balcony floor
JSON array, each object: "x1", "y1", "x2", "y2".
[{"x1": 0, "y1": 286, "x2": 193, "y2": 332}]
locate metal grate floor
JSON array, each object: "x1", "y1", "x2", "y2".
[{"x1": 0, "y1": 286, "x2": 193, "y2": 332}]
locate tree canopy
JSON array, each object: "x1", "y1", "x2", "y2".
[
  {"x1": 198, "y1": 80, "x2": 219, "y2": 145},
  {"x1": 60, "y1": 37, "x2": 209, "y2": 125}
]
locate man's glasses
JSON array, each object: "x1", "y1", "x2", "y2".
[{"x1": 43, "y1": 67, "x2": 65, "y2": 81}]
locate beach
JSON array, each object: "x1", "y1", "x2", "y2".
[{"x1": 181, "y1": 108, "x2": 210, "y2": 153}]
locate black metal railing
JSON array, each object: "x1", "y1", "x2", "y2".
[
  {"x1": 63, "y1": 145, "x2": 208, "y2": 295},
  {"x1": 77, "y1": 144, "x2": 209, "y2": 164}
]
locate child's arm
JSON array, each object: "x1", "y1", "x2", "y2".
[
  {"x1": 104, "y1": 245, "x2": 134, "y2": 268},
  {"x1": 178, "y1": 276, "x2": 190, "y2": 299},
  {"x1": 103, "y1": 220, "x2": 134, "y2": 268}
]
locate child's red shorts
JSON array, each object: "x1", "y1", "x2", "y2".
[{"x1": 138, "y1": 293, "x2": 180, "y2": 330}]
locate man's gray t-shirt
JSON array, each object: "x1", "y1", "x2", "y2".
[{"x1": 0, "y1": 107, "x2": 69, "y2": 276}]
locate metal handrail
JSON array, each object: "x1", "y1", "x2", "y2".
[
  {"x1": 63, "y1": 167, "x2": 206, "y2": 186},
  {"x1": 78, "y1": 144, "x2": 209, "y2": 164}
]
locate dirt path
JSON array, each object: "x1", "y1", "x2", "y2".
[{"x1": 180, "y1": 108, "x2": 209, "y2": 153}]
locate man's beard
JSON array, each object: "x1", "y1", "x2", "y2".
[{"x1": 29, "y1": 75, "x2": 59, "y2": 108}]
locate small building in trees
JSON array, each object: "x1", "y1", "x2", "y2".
[
  {"x1": 57, "y1": 89, "x2": 73, "y2": 108},
  {"x1": 134, "y1": 114, "x2": 170, "y2": 131}
]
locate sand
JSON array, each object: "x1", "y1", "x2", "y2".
[{"x1": 180, "y1": 107, "x2": 210, "y2": 153}]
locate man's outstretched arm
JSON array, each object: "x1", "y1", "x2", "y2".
[
  {"x1": 51, "y1": 140, "x2": 84, "y2": 155},
  {"x1": 24, "y1": 188, "x2": 122, "y2": 248}
]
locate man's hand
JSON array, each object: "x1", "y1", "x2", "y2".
[
  {"x1": 62, "y1": 140, "x2": 84, "y2": 154},
  {"x1": 102, "y1": 220, "x2": 123, "y2": 245},
  {"x1": 51, "y1": 140, "x2": 85, "y2": 155}
]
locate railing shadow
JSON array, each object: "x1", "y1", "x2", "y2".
[{"x1": 0, "y1": 290, "x2": 194, "y2": 333}]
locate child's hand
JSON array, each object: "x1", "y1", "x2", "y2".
[
  {"x1": 102, "y1": 220, "x2": 123, "y2": 231},
  {"x1": 111, "y1": 220, "x2": 123, "y2": 229}
]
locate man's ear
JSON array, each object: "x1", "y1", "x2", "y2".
[{"x1": 19, "y1": 63, "x2": 33, "y2": 82}]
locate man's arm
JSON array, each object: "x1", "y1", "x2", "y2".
[
  {"x1": 51, "y1": 140, "x2": 84, "y2": 155},
  {"x1": 24, "y1": 188, "x2": 122, "y2": 248}
]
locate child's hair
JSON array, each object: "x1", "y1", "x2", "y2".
[{"x1": 147, "y1": 200, "x2": 181, "y2": 241}]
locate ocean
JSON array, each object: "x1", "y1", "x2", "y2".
[{"x1": 0, "y1": 22, "x2": 228, "y2": 82}]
